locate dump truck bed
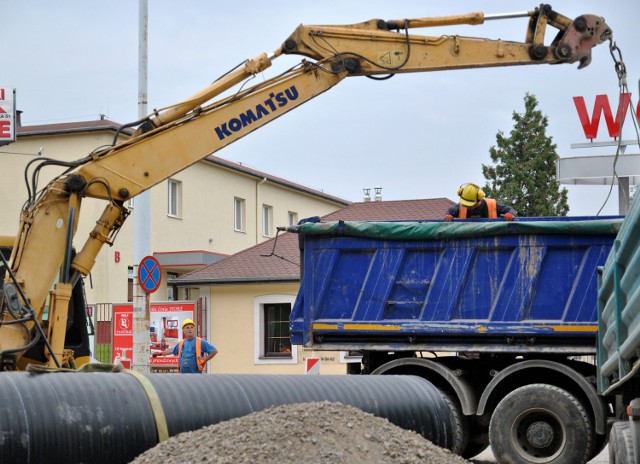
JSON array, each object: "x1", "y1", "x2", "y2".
[{"x1": 291, "y1": 217, "x2": 621, "y2": 354}]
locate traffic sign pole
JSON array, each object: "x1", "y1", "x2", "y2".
[{"x1": 132, "y1": 0, "x2": 151, "y2": 375}]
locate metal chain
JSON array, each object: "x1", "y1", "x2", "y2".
[
  {"x1": 608, "y1": 39, "x2": 627, "y2": 87},
  {"x1": 600, "y1": 39, "x2": 639, "y2": 218}
]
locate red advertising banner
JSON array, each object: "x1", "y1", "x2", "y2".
[
  {"x1": 112, "y1": 304, "x2": 133, "y2": 368},
  {"x1": 150, "y1": 302, "x2": 195, "y2": 367},
  {"x1": 111, "y1": 301, "x2": 195, "y2": 369},
  {"x1": 0, "y1": 87, "x2": 16, "y2": 143}
]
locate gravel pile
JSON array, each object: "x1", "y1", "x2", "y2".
[{"x1": 131, "y1": 401, "x2": 471, "y2": 464}]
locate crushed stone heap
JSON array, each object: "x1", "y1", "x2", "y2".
[{"x1": 131, "y1": 401, "x2": 471, "y2": 464}]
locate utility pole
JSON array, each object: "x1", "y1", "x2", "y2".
[{"x1": 132, "y1": 0, "x2": 151, "y2": 373}]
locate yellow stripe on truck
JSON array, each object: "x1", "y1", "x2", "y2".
[
  {"x1": 538, "y1": 325, "x2": 598, "y2": 332},
  {"x1": 312, "y1": 323, "x2": 338, "y2": 330}
]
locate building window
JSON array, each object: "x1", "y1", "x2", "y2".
[
  {"x1": 167, "y1": 272, "x2": 178, "y2": 301},
  {"x1": 288, "y1": 211, "x2": 298, "y2": 226},
  {"x1": 264, "y1": 303, "x2": 291, "y2": 357},
  {"x1": 234, "y1": 197, "x2": 245, "y2": 232},
  {"x1": 127, "y1": 266, "x2": 134, "y2": 302},
  {"x1": 262, "y1": 204, "x2": 273, "y2": 237},
  {"x1": 168, "y1": 179, "x2": 181, "y2": 217},
  {"x1": 254, "y1": 295, "x2": 297, "y2": 365}
]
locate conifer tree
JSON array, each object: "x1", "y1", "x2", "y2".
[{"x1": 482, "y1": 93, "x2": 569, "y2": 216}]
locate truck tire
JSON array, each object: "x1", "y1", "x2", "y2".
[
  {"x1": 609, "y1": 422, "x2": 635, "y2": 464},
  {"x1": 438, "y1": 390, "x2": 468, "y2": 456},
  {"x1": 489, "y1": 384, "x2": 592, "y2": 463}
]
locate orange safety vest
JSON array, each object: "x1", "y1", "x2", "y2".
[
  {"x1": 459, "y1": 199, "x2": 497, "y2": 219},
  {"x1": 176, "y1": 336, "x2": 204, "y2": 372}
]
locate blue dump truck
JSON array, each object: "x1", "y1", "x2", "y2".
[
  {"x1": 598, "y1": 198, "x2": 640, "y2": 463},
  {"x1": 290, "y1": 216, "x2": 623, "y2": 463}
]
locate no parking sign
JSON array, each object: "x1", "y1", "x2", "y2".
[{"x1": 138, "y1": 255, "x2": 161, "y2": 294}]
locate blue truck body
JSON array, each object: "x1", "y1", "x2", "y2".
[
  {"x1": 289, "y1": 216, "x2": 625, "y2": 461},
  {"x1": 291, "y1": 217, "x2": 621, "y2": 353}
]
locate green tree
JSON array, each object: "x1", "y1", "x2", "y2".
[{"x1": 482, "y1": 93, "x2": 569, "y2": 217}]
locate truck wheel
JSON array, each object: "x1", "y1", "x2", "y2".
[
  {"x1": 438, "y1": 389, "x2": 468, "y2": 455},
  {"x1": 609, "y1": 422, "x2": 635, "y2": 464},
  {"x1": 489, "y1": 384, "x2": 592, "y2": 463},
  {"x1": 437, "y1": 389, "x2": 489, "y2": 458}
]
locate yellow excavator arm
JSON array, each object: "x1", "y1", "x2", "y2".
[{"x1": 0, "y1": 5, "x2": 612, "y2": 369}]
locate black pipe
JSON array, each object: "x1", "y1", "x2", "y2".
[{"x1": 0, "y1": 372, "x2": 453, "y2": 463}]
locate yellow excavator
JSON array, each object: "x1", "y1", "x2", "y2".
[{"x1": 0, "y1": 5, "x2": 611, "y2": 371}]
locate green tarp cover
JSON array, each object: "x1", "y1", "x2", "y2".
[{"x1": 294, "y1": 219, "x2": 623, "y2": 240}]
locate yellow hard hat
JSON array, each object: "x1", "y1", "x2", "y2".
[
  {"x1": 458, "y1": 183, "x2": 484, "y2": 207},
  {"x1": 182, "y1": 318, "x2": 195, "y2": 329}
]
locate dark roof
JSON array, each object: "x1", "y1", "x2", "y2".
[
  {"x1": 173, "y1": 198, "x2": 455, "y2": 285},
  {"x1": 322, "y1": 198, "x2": 454, "y2": 221},
  {"x1": 16, "y1": 119, "x2": 134, "y2": 137}
]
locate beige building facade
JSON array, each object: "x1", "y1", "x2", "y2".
[{"x1": 208, "y1": 283, "x2": 346, "y2": 375}]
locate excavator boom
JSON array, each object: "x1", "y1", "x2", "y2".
[{"x1": 280, "y1": 8, "x2": 610, "y2": 73}]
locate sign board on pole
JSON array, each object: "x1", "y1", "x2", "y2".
[
  {"x1": 112, "y1": 304, "x2": 133, "y2": 368},
  {"x1": 112, "y1": 301, "x2": 195, "y2": 371},
  {"x1": 138, "y1": 255, "x2": 161, "y2": 294},
  {"x1": 150, "y1": 302, "x2": 195, "y2": 368},
  {"x1": 0, "y1": 87, "x2": 16, "y2": 144}
]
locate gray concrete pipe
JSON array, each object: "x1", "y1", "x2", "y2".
[{"x1": 0, "y1": 371, "x2": 453, "y2": 463}]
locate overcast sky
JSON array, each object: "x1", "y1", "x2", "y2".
[{"x1": 4, "y1": 1, "x2": 639, "y2": 217}]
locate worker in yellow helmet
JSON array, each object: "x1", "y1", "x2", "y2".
[
  {"x1": 152, "y1": 318, "x2": 218, "y2": 373},
  {"x1": 444, "y1": 183, "x2": 516, "y2": 221}
]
